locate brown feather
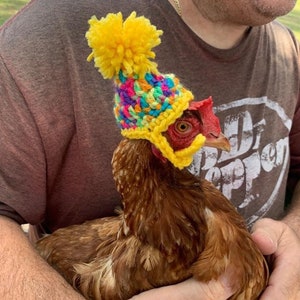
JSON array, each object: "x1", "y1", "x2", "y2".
[
  {"x1": 36, "y1": 216, "x2": 122, "y2": 282},
  {"x1": 36, "y1": 138, "x2": 268, "y2": 300}
]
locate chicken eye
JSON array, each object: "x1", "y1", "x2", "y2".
[{"x1": 175, "y1": 121, "x2": 191, "y2": 133}]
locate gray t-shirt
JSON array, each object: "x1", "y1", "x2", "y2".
[{"x1": 0, "y1": 0, "x2": 299, "y2": 236}]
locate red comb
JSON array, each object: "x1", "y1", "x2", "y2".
[
  {"x1": 188, "y1": 96, "x2": 213, "y2": 110},
  {"x1": 188, "y1": 96, "x2": 221, "y2": 137}
]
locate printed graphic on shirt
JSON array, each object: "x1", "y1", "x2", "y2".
[{"x1": 188, "y1": 97, "x2": 291, "y2": 226}]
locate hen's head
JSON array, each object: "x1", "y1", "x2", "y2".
[{"x1": 152, "y1": 97, "x2": 230, "y2": 164}]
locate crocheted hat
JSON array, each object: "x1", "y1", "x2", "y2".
[{"x1": 86, "y1": 11, "x2": 205, "y2": 169}]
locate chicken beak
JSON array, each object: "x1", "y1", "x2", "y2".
[{"x1": 204, "y1": 132, "x2": 231, "y2": 152}]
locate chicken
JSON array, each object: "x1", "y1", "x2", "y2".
[
  {"x1": 36, "y1": 98, "x2": 268, "y2": 300},
  {"x1": 36, "y1": 11, "x2": 268, "y2": 300}
]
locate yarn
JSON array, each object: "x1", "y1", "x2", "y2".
[{"x1": 86, "y1": 12, "x2": 162, "y2": 79}]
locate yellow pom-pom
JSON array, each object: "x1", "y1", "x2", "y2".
[{"x1": 86, "y1": 11, "x2": 163, "y2": 79}]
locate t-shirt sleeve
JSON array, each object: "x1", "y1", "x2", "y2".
[
  {"x1": 288, "y1": 35, "x2": 300, "y2": 194},
  {"x1": 0, "y1": 55, "x2": 46, "y2": 224},
  {"x1": 288, "y1": 90, "x2": 300, "y2": 191},
  {"x1": 0, "y1": 202, "x2": 26, "y2": 224}
]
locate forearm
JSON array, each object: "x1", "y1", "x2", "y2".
[
  {"x1": 282, "y1": 180, "x2": 300, "y2": 231},
  {"x1": 0, "y1": 216, "x2": 84, "y2": 299}
]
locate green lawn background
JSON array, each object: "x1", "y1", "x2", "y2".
[
  {"x1": 279, "y1": 1, "x2": 300, "y2": 39},
  {"x1": 0, "y1": 0, "x2": 28, "y2": 25},
  {"x1": 0, "y1": 0, "x2": 299, "y2": 38}
]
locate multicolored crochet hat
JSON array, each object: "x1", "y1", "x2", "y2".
[{"x1": 86, "y1": 11, "x2": 205, "y2": 169}]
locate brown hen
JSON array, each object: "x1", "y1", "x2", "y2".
[{"x1": 36, "y1": 97, "x2": 268, "y2": 300}]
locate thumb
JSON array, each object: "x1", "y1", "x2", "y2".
[{"x1": 251, "y1": 218, "x2": 280, "y2": 255}]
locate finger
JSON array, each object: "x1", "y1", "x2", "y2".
[
  {"x1": 130, "y1": 277, "x2": 233, "y2": 300},
  {"x1": 251, "y1": 218, "x2": 281, "y2": 255},
  {"x1": 183, "y1": 277, "x2": 233, "y2": 299}
]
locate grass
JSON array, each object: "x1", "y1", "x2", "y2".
[
  {"x1": 0, "y1": 0, "x2": 299, "y2": 39},
  {"x1": 0, "y1": 0, "x2": 28, "y2": 25},
  {"x1": 279, "y1": 1, "x2": 300, "y2": 40}
]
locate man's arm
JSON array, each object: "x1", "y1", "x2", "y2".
[
  {"x1": 282, "y1": 180, "x2": 300, "y2": 231},
  {"x1": 0, "y1": 216, "x2": 84, "y2": 299}
]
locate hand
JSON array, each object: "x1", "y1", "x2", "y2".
[
  {"x1": 251, "y1": 218, "x2": 300, "y2": 300},
  {"x1": 130, "y1": 275, "x2": 234, "y2": 300}
]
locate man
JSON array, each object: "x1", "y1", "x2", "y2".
[{"x1": 0, "y1": 0, "x2": 299, "y2": 299}]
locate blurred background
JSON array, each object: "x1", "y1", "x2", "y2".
[
  {"x1": 0, "y1": 0, "x2": 299, "y2": 40},
  {"x1": 0, "y1": 0, "x2": 28, "y2": 25}
]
